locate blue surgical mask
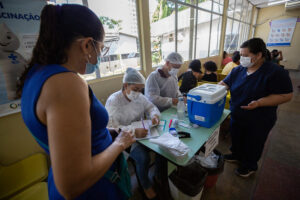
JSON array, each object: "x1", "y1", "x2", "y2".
[
  {"x1": 85, "y1": 41, "x2": 101, "y2": 74},
  {"x1": 85, "y1": 56, "x2": 101, "y2": 74}
]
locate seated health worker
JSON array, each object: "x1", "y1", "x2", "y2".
[
  {"x1": 19, "y1": 4, "x2": 135, "y2": 200},
  {"x1": 220, "y1": 38, "x2": 293, "y2": 177},
  {"x1": 145, "y1": 52, "x2": 184, "y2": 112},
  {"x1": 222, "y1": 51, "x2": 240, "y2": 75},
  {"x1": 178, "y1": 59, "x2": 203, "y2": 94},
  {"x1": 105, "y1": 67, "x2": 160, "y2": 199},
  {"x1": 202, "y1": 61, "x2": 218, "y2": 82}
]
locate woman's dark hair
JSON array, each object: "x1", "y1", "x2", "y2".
[
  {"x1": 223, "y1": 51, "x2": 227, "y2": 59},
  {"x1": 204, "y1": 61, "x2": 217, "y2": 72},
  {"x1": 232, "y1": 51, "x2": 240, "y2": 63},
  {"x1": 17, "y1": 4, "x2": 104, "y2": 96},
  {"x1": 240, "y1": 38, "x2": 267, "y2": 58},
  {"x1": 266, "y1": 49, "x2": 271, "y2": 61}
]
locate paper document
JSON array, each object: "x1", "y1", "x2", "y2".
[{"x1": 131, "y1": 120, "x2": 160, "y2": 140}]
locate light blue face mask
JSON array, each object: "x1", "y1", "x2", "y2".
[
  {"x1": 85, "y1": 56, "x2": 101, "y2": 74},
  {"x1": 85, "y1": 41, "x2": 101, "y2": 74}
]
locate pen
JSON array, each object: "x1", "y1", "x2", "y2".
[
  {"x1": 169, "y1": 119, "x2": 172, "y2": 129},
  {"x1": 141, "y1": 117, "x2": 146, "y2": 129}
]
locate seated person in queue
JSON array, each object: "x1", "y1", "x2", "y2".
[
  {"x1": 220, "y1": 38, "x2": 293, "y2": 177},
  {"x1": 19, "y1": 4, "x2": 135, "y2": 199},
  {"x1": 202, "y1": 61, "x2": 218, "y2": 82},
  {"x1": 222, "y1": 51, "x2": 232, "y2": 67},
  {"x1": 271, "y1": 49, "x2": 283, "y2": 65},
  {"x1": 105, "y1": 68, "x2": 160, "y2": 200},
  {"x1": 178, "y1": 59, "x2": 203, "y2": 94},
  {"x1": 222, "y1": 51, "x2": 240, "y2": 75}
]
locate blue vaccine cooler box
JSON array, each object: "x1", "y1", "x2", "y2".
[{"x1": 187, "y1": 84, "x2": 227, "y2": 128}]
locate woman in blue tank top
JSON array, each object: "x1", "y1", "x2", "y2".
[{"x1": 18, "y1": 4, "x2": 135, "y2": 200}]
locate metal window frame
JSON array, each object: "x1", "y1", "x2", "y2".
[
  {"x1": 207, "y1": 2, "x2": 213, "y2": 56},
  {"x1": 83, "y1": 0, "x2": 142, "y2": 79},
  {"x1": 230, "y1": 0, "x2": 236, "y2": 47},
  {"x1": 225, "y1": 0, "x2": 253, "y2": 53},
  {"x1": 236, "y1": 0, "x2": 245, "y2": 47},
  {"x1": 169, "y1": 0, "x2": 223, "y2": 15},
  {"x1": 193, "y1": 0, "x2": 199, "y2": 59},
  {"x1": 172, "y1": 0, "x2": 223, "y2": 59},
  {"x1": 175, "y1": 2, "x2": 178, "y2": 52}
]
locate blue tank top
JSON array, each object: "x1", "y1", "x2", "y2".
[{"x1": 21, "y1": 64, "x2": 124, "y2": 200}]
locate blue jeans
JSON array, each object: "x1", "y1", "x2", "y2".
[{"x1": 130, "y1": 143, "x2": 152, "y2": 189}]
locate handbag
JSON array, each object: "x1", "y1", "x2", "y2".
[{"x1": 104, "y1": 153, "x2": 132, "y2": 199}]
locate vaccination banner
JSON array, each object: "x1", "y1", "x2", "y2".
[
  {"x1": 0, "y1": 0, "x2": 45, "y2": 117},
  {"x1": 267, "y1": 17, "x2": 297, "y2": 47}
]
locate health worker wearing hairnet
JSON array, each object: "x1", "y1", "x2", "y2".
[
  {"x1": 105, "y1": 68, "x2": 160, "y2": 199},
  {"x1": 145, "y1": 52, "x2": 184, "y2": 111}
]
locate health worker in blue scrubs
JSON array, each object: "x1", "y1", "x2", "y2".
[
  {"x1": 220, "y1": 38, "x2": 293, "y2": 178},
  {"x1": 19, "y1": 4, "x2": 135, "y2": 200}
]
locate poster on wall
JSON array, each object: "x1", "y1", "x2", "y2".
[
  {"x1": 267, "y1": 17, "x2": 297, "y2": 47},
  {"x1": 0, "y1": 0, "x2": 46, "y2": 117}
]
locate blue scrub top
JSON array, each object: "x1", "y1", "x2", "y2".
[{"x1": 223, "y1": 61, "x2": 293, "y2": 121}]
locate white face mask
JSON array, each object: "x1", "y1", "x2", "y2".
[
  {"x1": 127, "y1": 90, "x2": 140, "y2": 101},
  {"x1": 240, "y1": 56, "x2": 254, "y2": 68},
  {"x1": 169, "y1": 68, "x2": 179, "y2": 76}
]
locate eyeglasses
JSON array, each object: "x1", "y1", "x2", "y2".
[
  {"x1": 77, "y1": 38, "x2": 110, "y2": 57},
  {"x1": 100, "y1": 45, "x2": 110, "y2": 57},
  {"x1": 92, "y1": 39, "x2": 110, "y2": 57}
]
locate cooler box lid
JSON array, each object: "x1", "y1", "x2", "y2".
[{"x1": 187, "y1": 84, "x2": 227, "y2": 104}]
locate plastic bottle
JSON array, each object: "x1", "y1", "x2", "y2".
[
  {"x1": 169, "y1": 128, "x2": 178, "y2": 137},
  {"x1": 177, "y1": 97, "x2": 185, "y2": 120}
]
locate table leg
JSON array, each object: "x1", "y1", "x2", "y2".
[{"x1": 155, "y1": 154, "x2": 173, "y2": 199}]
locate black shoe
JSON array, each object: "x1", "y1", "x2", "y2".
[
  {"x1": 224, "y1": 154, "x2": 239, "y2": 163},
  {"x1": 235, "y1": 167, "x2": 256, "y2": 178}
]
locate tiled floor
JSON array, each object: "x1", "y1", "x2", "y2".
[{"x1": 130, "y1": 70, "x2": 300, "y2": 200}]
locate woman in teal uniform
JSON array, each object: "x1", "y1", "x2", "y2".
[
  {"x1": 220, "y1": 38, "x2": 293, "y2": 177},
  {"x1": 19, "y1": 4, "x2": 135, "y2": 199}
]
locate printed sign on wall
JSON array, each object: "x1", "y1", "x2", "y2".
[
  {"x1": 267, "y1": 18, "x2": 297, "y2": 47},
  {"x1": 0, "y1": 0, "x2": 46, "y2": 117}
]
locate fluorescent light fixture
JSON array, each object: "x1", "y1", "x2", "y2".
[{"x1": 268, "y1": 0, "x2": 289, "y2": 6}]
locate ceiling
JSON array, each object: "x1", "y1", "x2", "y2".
[{"x1": 249, "y1": 0, "x2": 299, "y2": 8}]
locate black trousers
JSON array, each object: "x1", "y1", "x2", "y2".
[{"x1": 230, "y1": 116, "x2": 276, "y2": 170}]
